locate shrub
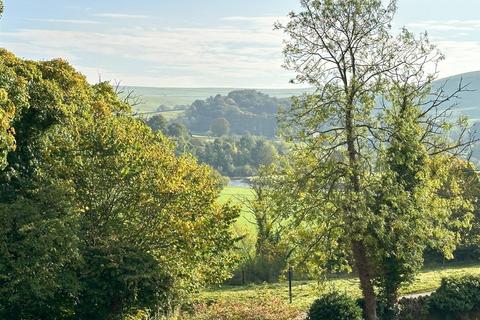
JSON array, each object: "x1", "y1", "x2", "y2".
[
  {"x1": 307, "y1": 292, "x2": 362, "y2": 320},
  {"x1": 75, "y1": 245, "x2": 175, "y2": 320},
  {"x1": 181, "y1": 298, "x2": 302, "y2": 320},
  {"x1": 429, "y1": 275, "x2": 480, "y2": 314}
]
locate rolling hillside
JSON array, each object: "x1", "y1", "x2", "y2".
[
  {"x1": 124, "y1": 86, "x2": 310, "y2": 115},
  {"x1": 126, "y1": 71, "x2": 480, "y2": 121},
  {"x1": 434, "y1": 71, "x2": 480, "y2": 121}
]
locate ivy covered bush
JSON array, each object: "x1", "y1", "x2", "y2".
[{"x1": 307, "y1": 292, "x2": 363, "y2": 320}]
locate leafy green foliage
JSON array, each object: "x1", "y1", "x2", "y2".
[
  {"x1": 75, "y1": 246, "x2": 173, "y2": 320},
  {"x1": 236, "y1": 163, "x2": 296, "y2": 283},
  {"x1": 210, "y1": 117, "x2": 230, "y2": 137},
  {"x1": 0, "y1": 49, "x2": 240, "y2": 319},
  {"x1": 143, "y1": 117, "x2": 286, "y2": 177},
  {"x1": 307, "y1": 292, "x2": 363, "y2": 320},
  {"x1": 194, "y1": 135, "x2": 282, "y2": 177},
  {"x1": 145, "y1": 114, "x2": 168, "y2": 133},
  {"x1": 429, "y1": 276, "x2": 480, "y2": 314},
  {"x1": 0, "y1": 79, "x2": 15, "y2": 169}
]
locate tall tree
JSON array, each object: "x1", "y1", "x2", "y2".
[{"x1": 276, "y1": 1, "x2": 475, "y2": 318}]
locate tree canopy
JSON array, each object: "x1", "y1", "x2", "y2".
[
  {"x1": 182, "y1": 90, "x2": 291, "y2": 137},
  {"x1": 0, "y1": 49, "x2": 239, "y2": 319}
]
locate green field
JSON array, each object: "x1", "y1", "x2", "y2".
[
  {"x1": 219, "y1": 186, "x2": 257, "y2": 249},
  {"x1": 201, "y1": 263, "x2": 480, "y2": 310},
  {"x1": 219, "y1": 185, "x2": 254, "y2": 204},
  {"x1": 216, "y1": 186, "x2": 480, "y2": 311}
]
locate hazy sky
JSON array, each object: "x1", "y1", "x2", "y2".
[{"x1": 1, "y1": 0, "x2": 479, "y2": 88}]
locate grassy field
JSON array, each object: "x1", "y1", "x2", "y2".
[
  {"x1": 219, "y1": 185, "x2": 257, "y2": 249},
  {"x1": 219, "y1": 186, "x2": 255, "y2": 225},
  {"x1": 216, "y1": 187, "x2": 480, "y2": 310},
  {"x1": 219, "y1": 185, "x2": 253, "y2": 204},
  {"x1": 201, "y1": 263, "x2": 480, "y2": 310}
]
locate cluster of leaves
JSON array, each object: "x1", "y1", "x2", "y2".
[
  {"x1": 181, "y1": 90, "x2": 291, "y2": 137},
  {"x1": 0, "y1": 49, "x2": 239, "y2": 319},
  {"x1": 144, "y1": 114, "x2": 287, "y2": 177}
]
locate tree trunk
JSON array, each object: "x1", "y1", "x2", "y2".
[
  {"x1": 383, "y1": 267, "x2": 400, "y2": 320},
  {"x1": 353, "y1": 241, "x2": 377, "y2": 320},
  {"x1": 345, "y1": 104, "x2": 377, "y2": 320}
]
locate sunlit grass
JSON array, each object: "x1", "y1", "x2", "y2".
[{"x1": 200, "y1": 263, "x2": 480, "y2": 310}]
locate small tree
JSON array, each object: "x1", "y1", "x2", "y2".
[
  {"x1": 241, "y1": 164, "x2": 293, "y2": 282},
  {"x1": 145, "y1": 114, "x2": 168, "y2": 133},
  {"x1": 210, "y1": 117, "x2": 230, "y2": 137}
]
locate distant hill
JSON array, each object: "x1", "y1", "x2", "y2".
[
  {"x1": 128, "y1": 71, "x2": 480, "y2": 161},
  {"x1": 431, "y1": 71, "x2": 480, "y2": 121},
  {"x1": 125, "y1": 71, "x2": 480, "y2": 120},
  {"x1": 124, "y1": 86, "x2": 310, "y2": 116}
]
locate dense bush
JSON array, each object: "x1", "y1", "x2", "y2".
[
  {"x1": 74, "y1": 246, "x2": 174, "y2": 320},
  {"x1": 307, "y1": 292, "x2": 362, "y2": 320},
  {"x1": 429, "y1": 275, "x2": 480, "y2": 314}
]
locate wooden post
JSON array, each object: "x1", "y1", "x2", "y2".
[
  {"x1": 242, "y1": 269, "x2": 245, "y2": 285},
  {"x1": 288, "y1": 266, "x2": 293, "y2": 303}
]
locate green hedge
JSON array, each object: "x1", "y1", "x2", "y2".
[{"x1": 429, "y1": 275, "x2": 480, "y2": 314}]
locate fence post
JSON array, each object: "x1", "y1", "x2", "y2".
[{"x1": 288, "y1": 266, "x2": 293, "y2": 303}]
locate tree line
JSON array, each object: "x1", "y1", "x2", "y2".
[
  {"x1": 180, "y1": 89, "x2": 290, "y2": 137},
  {"x1": 144, "y1": 114, "x2": 288, "y2": 177}
]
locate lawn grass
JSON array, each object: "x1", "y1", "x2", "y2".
[
  {"x1": 219, "y1": 186, "x2": 254, "y2": 204},
  {"x1": 200, "y1": 263, "x2": 480, "y2": 310}
]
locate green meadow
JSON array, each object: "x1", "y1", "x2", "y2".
[{"x1": 201, "y1": 263, "x2": 480, "y2": 310}]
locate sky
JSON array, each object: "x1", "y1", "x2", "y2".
[{"x1": 0, "y1": 0, "x2": 479, "y2": 88}]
